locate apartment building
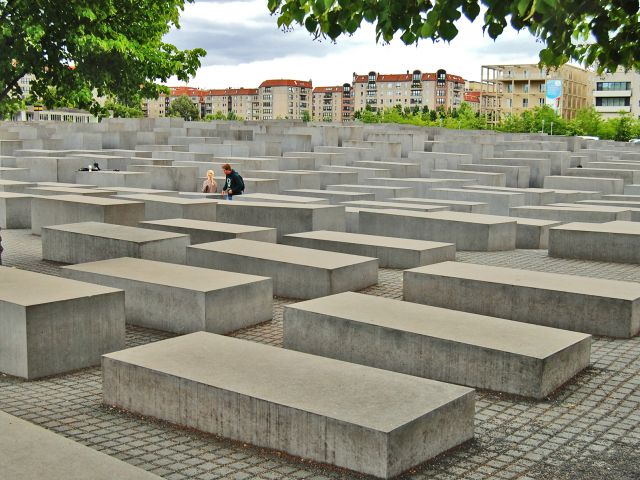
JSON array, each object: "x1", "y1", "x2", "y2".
[
  {"x1": 350, "y1": 69, "x2": 465, "y2": 115},
  {"x1": 258, "y1": 79, "x2": 312, "y2": 120},
  {"x1": 592, "y1": 69, "x2": 640, "y2": 119},
  {"x1": 480, "y1": 63, "x2": 592, "y2": 124},
  {"x1": 312, "y1": 84, "x2": 353, "y2": 122},
  {"x1": 203, "y1": 88, "x2": 259, "y2": 120},
  {"x1": 141, "y1": 96, "x2": 166, "y2": 118}
]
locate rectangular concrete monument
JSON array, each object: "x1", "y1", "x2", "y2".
[
  {"x1": 404, "y1": 261, "x2": 640, "y2": 338},
  {"x1": 63, "y1": 258, "x2": 272, "y2": 334},
  {"x1": 41, "y1": 221, "x2": 190, "y2": 264},
  {"x1": 0, "y1": 267, "x2": 125, "y2": 379},
  {"x1": 140, "y1": 218, "x2": 276, "y2": 244},
  {"x1": 282, "y1": 230, "x2": 455, "y2": 269},
  {"x1": 187, "y1": 238, "x2": 377, "y2": 298},
  {"x1": 283, "y1": 292, "x2": 591, "y2": 398},
  {"x1": 102, "y1": 332, "x2": 475, "y2": 478},
  {"x1": 31, "y1": 194, "x2": 144, "y2": 234}
]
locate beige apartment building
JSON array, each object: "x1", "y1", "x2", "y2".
[
  {"x1": 203, "y1": 88, "x2": 259, "y2": 120},
  {"x1": 350, "y1": 69, "x2": 465, "y2": 115},
  {"x1": 480, "y1": 63, "x2": 592, "y2": 125},
  {"x1": 311, "y1": 84, "x2": 353, "y2": 122},
  {"x1": 592, "y1": 68, "x2": 640, "y2": 119},
  {"x1": 258, "y1": 79, "x2": 312, "y2": 120}
]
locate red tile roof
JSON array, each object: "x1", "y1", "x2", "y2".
[
  {"x1": 313, "y1": 86, "x2": 342, "y2": 93},
  {"x1": 464, "y1": 91, "x2": 481, "y2": 102},
  {"x1": 352, "y1": 71, "x2": 465, "y2": 84},
  {"x1": 206, "y1": 88, "x2": 258, "y2": 96},
  {"x1": 260, "y1": 79, "x2": 312, "y2": 88}
]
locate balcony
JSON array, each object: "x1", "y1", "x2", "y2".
[
  {"x1": 595, "y1": 105, "x2": 631, "y2": 114},
  {"x1": 593, "y1": 90, "x2": 632, "y2": 98}
]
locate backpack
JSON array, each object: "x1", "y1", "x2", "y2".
[{"x1": 237, "y1": 173, "x2": 245, "y2": 192}]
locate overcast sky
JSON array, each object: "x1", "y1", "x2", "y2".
[{"x1": 164, "y1": 0, "x2": 546, "y2": 89}]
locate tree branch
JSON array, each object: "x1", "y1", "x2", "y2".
[{"x1": 0, "y1": 69, "x2": 25, "y2": 104}]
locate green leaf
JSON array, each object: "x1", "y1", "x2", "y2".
[{"x1": 439, "y1": 22, "x2": 458, "y2": 41}]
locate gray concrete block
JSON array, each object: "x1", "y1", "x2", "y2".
[
  {"x1": 458, "y1": 164, "x2": 530, "y2": 188},
  {"x1": 353, "y1": 160, "x2": 420, "y2": 178},
  {"x1": 62, "y1": 258, "x2": 272, "y2": 334},
  {"x1": 0, "y1": 412, "x2": 161, "y2": 479},
  {"x1": 284, "y1": 188, "x2": 375, "y2": 204},
  {"x1": 0, "y1": 166, "x2": 30, "y2": 181},
  {"x1": 0, "y1": 192, "x2": 32, "y2": 228},
  {"x1": 0, "y1": 179, "x2": 35, "y2": 193},
  {"x1": 128, "y1": 165, "x2": 198, "y2": 191},
  {"x1": 424, "y1": 188, "x2": 525, "y2": 215},
  {"x1": 282, "y1": 230, "x2": 455, "y2": 268},
  {"x1": 42, "y1": 221, "x2": 189, "y2": 264},
  {"x1": 565, "y1": 167, "x2": 640, "y2": 185},
  {"x1": 404, "y1": 261, "x2": 640, "y2": 338},
  {"x1": 543, "y1": 176, "x2": 624, "y2": 194},
  {"x1": 237, "y1": 193, "x2": 328, "y2": 205},
  {"x1": 102, "y1": 332, "x2": 474, "y2": 478},
  {"x1": 244, "y1": 170, "x2": 321, "y2": 192},
  {"x1": 215, "y1": 201, "x2": 345, "y2": 241},
  {"x1": 358, "y1": 209, "x2": 517, "y2": 251},
  {"x1": 0, "y1": 267, "x2": 124, "y2": 379},
  {"x1": 26, "y1": 186, "x2": 115, "y2": 197},
  {"x1": 31, "y1": 194, "x2": 145, "y2": 235},
  {"x1": 187, "y1": 238, "x2": 377, "y2": 299},
  {"x1": 75, "y1": 170, "x2": 152, "y2": 189},
  {"x1": 509, "y1": 205, "x2": 631, "y2": 223},
  {"x1": 326, "y1": 184, "x2": 414, "y2": 200},
  {"x1": 549, "y1": 221, "x2": 640, "y2": 264},
  {"x1": 478, "y1": 157, "x2": 551, "y2": 187},
  {"x1": 367, "y1": 178, "x2": 477, "y2": 196},
  {"x1": 391, "y1": 197, "x2": 489, "y2": 213},
  {"x1": 341, "y1": 200, "x2": 449, "y2": 213},
  {"x1": 284, "y1": 292, "x2": 591, "y2": 398},
  {"x1": 319, "y1": 164, "x2": 391, "y2": 182},
  {"x1": 431, "y1": 169, "x2": 507, "y2": 187},
  {"x1": 461, "y1": 185, "x2": 555, "y2": 206},
  {"x1": 140, "y1": 218, "x2": 276, "y2": 243},
  {"x1": 116, "y1": 193, "x2": 217, "y2": 221}
]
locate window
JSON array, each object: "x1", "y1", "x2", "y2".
[
  {"x1": 595, "y1": 97, "x2": 630, "y2": 106},
  {"x1": 539, "y1": 98, "x2": 545, "y2": 105},
  {"x1": 506, "y1": 84, "x2": 513, "y2": 93},
  {"x1": 523, "y1": 84, "x2": 529, "y2": 93},
  {"x1": 522, "y1": 98, "x2": 529, "y2": 107},
  {"x1": 596, "y1": 82, "x2": 631, "y2": 91},
  {"x1": 539, "y1": 83, "x2": 545, "y2": 92}
]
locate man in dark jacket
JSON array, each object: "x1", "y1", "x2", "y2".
[{"x1": 221, "y1": 163, "x2": 244, "y2": 200}]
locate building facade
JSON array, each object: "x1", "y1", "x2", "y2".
[
  {"x1": 592, "y1": 69, "x2": 640, "y2": 119},
  {"x1": 312, "y1": 86, "x2": 342, "y2": 122},
  {"x1": 480, "y1": 63, "x2": 592, "y2": 125},
  {"x1": 350, "y1": 69, "x2": 465, "y2": 115},
  {"x1": 258, "y1": 79, "x2": 312, "y2": 120},
  {"x1": 203, "y1": 88, "x2": 259, "y2": 120}
]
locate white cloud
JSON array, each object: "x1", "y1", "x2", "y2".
[{"x1": 165, "y1": 1, "x2": 545, "y2": 88}]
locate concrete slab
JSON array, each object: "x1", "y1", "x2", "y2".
[
  {"x1": 236, "y1": 193, "x2": 329, "y2": 205},
  {"x1": 0, "y1": 192, "x2": 32, "y2": 228},
  {"x1": 431, "y1": 169, "x2": 507, "y2": 187},
  {"x1": 0, "y1": 267, "x2": 124, "y2": 379},
  {"x1": 42, "y1": 221, "x2": 189, "y2": 264},
  {"x1": 461, "y1": 185, "x2": 555, "y2": 206},
  {"x1": 30, "y1": 194, "x2": 144, "y2": 235},
  {"x1": 187, "y1": 238, "x2": 377, "y2": 299},
  {"x1": 509, "y1": 205, "x2": 631, "y2": 223},
  {"x1": 458, "y1": 164, "x2": 530, "y2": 188},
  {"x1": 391, "y1": 197, "x2": 489, "y2": 213},
  {"x1": 427, "y1": 188, "x2": 525, "y2": 215},
  {"x1": 0, "y1": 412, "x2": 161, "y2": 480},
  {"x1": 0, "y1": 179, "x2": 36, "y2": 193},
  {"x1": 103, "y1": 332, "x2": 474, "y2": 478},
  {"x1": 404, "y1": 261, "x2": 640, "y2": 338},
  {"x1": 543, "y1": 176, "x2": 624, "y2": 194},
  {"x1": 282, "y1": 230, "x2": 455, "y2": 268},
  {"x1": 284, "y1": 292, "x2": 591, "y2": 398},
  {"x1": 549, "y1": 221, "x2": 640, "y2": 264},
  {"x1": 340, "y1": 200, "x2": 449, "y2": 213},
  {"x1": 62, "y1": 258, "x2": 272, "y2": 334},
  {"x1": 26, "y1": 186, "x2": 116, "y2": 197},
  {"x1": 140, "y1": 218, "x2": 276, "y2": 244},
  {"x1": 284, "y1": 189, "x2": 376, "y2": 204},
  {"x1": 75, "y1": 170, "x2": 152, "y2": 189},
  {"x1": 359, "y1": 209, "x2": 517, "y2": 251},
  {"x1": 115, "y1": 193, "x2": 217, "y2": 221},
  {"x1": 326, "y1": 184, "x2": 414, "y2": 201},
  {"x1": 215, "y1": 201, "x2": 345, "y2": 241}
]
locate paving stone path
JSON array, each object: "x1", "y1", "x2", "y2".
[{"x1": 1, "y1": 228, "x2": 638, "y2": 480}]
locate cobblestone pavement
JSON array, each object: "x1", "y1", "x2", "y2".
[{"x1": 1, "y1": 228, "x2": 639, "y2": 480}]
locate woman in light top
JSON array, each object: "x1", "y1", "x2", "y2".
[{"x1": 202, "y1": 170, "x2": 217, "y2": 193}]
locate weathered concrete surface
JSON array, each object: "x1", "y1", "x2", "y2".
[
  {"x1": 115, "y1": 193, "x2": 217, "y2": 221},
  {"x1": 404, "y1": 261, "x2": 640, "y2": 338},
  {"x1": 140, "y1": 218, "x2": 276, "y2": 244},
  {"x1": 62, "y1": 258, "x2": 272, "y2": 334},
  {"x1": 186, "y1": 238, "x2": 377, "y2": 299},
  {"x1": 358, "y1": 209, "x2": 517, "y2": 251},
  {"x1": 391, "y1": 197, "x2": 489, "y2": 213},
  {"x1": 549, "y1": 221, "x2": 640, "y2": 264},
  {"x1": 282, "y1": 230, "x2": 455, "y2": 268},
  {"x1": 214, "y1": 201, "x2": 346, "y2": 241},
  {"x1": 0, "y1": 412, "x2": 162, "y2": 480},
  {"x1": 31, "y1": 194, "x2": 144, "y2": 234},
  {"x1": 543, "y1": 176, "x2": 624, "y2": 194},
  {"x1": 0, "y1": 267, "x2": 125, "y2": 379},
  {"x1": 284, "y1": 292, "x2": 591, "y2": 398},
  {"x1": 41, "y1": 222, "x2": 189, "y2": 264},
  {"x1": 102, "y1": 332, "x2": 475, "y2": 478},
  {"x1": 0, "y1": 192, "x2": 32, "y2": 228},
  {"x1": 509, "y1": 205, "x2": 631, "y2": 223}
]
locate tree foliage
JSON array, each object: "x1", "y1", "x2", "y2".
[
  {"x1": 268, "y1": 0, "x2": 640, "y2": 72},
  {"x1": 168, "y1": 95, "x2": 200, "y2": 120},
  {"x1": 0, "y1": 0, "x2": 206, "y2": 115}
]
